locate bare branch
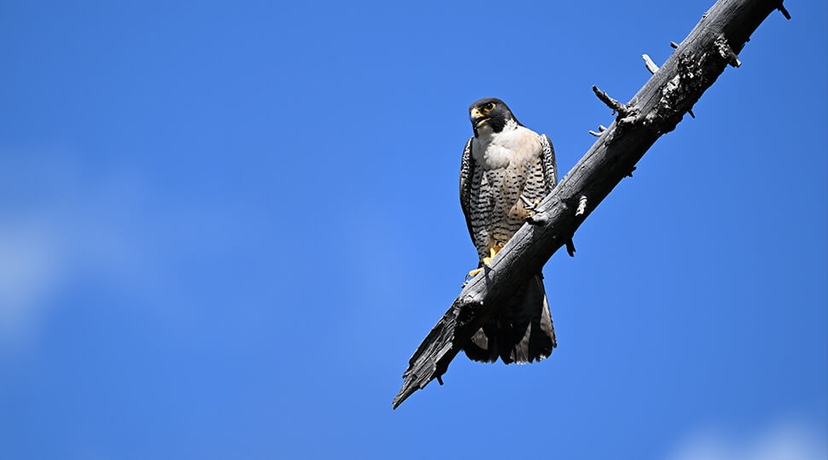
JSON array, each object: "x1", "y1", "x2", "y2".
[
  {"x1": 645, "y1": 53, "x2": 695, "y2": 118},
  {"x1": 393, "y1": 0, "x2": 788, "y2": 409}
]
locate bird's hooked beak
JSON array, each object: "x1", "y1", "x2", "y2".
[{"x1": 470, "y1": 108, "x2": 489, "y2": 129}]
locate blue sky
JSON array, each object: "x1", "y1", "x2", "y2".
[{"x1": 1, "y1": 1, "x2": 825, "y2": 459}]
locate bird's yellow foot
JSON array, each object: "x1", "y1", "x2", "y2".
[
  {"x1": 483, "y1": 245, "x2": 502, "y2": 263},
  {"x1": 466, "y1": 245, "x2": 503, "y2": 279}
]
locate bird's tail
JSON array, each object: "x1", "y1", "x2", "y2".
[{"x1": 463, "y1": 274, "x2": 557, "y2": 364}]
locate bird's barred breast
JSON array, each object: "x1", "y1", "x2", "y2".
[{"x1": 468, "y1": 154, "x2": 546, "y2": 261}]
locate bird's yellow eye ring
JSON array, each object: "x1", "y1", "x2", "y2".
[{"x1": 483, "y1": 102, "x2": 496, "y2": 112}]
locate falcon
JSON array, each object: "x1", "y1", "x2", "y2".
[{"x1": 459, "y1": 97, "x2": 558, "y2": 364}]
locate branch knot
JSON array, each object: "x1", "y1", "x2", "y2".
[{"x1": 714, "y1": 35, "x2": 742, "y2": 67}]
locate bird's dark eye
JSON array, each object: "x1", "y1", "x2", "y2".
[{"x1": 483, "y1": 102, "x2": 496, "y2": 112}]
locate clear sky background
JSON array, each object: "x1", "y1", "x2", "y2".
[{"x1": 1, "y1": 1, "x2": 826, "y2": 459}]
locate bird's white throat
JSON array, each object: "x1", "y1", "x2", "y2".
[{"x1": 472, "y1": 119, "x2": 533, "y2": 169}]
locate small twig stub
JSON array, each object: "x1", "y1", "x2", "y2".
[
  {"x1": 642, "y1": 54, "x2": 660, "y2": 74},
  {"x1": 592, "y1": 85, "x2": 629, "y2": 116},
  {"x1": 778, "y1": 3, "x2": 791, "y2": 19}
]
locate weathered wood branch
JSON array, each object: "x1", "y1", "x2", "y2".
[{"x1": 393, "y1": 0, "x2": 789, "y2": 410}]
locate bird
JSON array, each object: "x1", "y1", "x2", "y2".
[{"x1": 459, "y1": 97, "x2": 558, "y2": 364}]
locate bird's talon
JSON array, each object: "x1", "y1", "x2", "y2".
[
  {"x1": 466, "y1": 245, "x2": 502, "y2": 280},
  {"x1": 486, "y1": 244, "x2": 502, "y2": 261},
  {"x1": 466, "y1": 266, "x2": 484, "y2": 281}
]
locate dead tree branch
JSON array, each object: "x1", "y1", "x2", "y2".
[{"x1": 393, "y1": 0, "x2": 789, "y2": 409}]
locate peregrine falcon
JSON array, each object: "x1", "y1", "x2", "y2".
[{"x1": 459, "y1": 97, "x2": 557, "y2": 364}]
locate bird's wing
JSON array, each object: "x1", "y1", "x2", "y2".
[
  {"x1": 540, "y1": 132, "x2": 577, "y2": 256},
  {"x1": 459, "y1": 137, "x2": 476, "y2": 244},
  {"x1": 540, "y1": 133, "x2": 558, "y2": 193}
]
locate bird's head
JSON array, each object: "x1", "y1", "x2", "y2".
[{"x1": 469, "y1": 97, "x2": 519, "y2": 136}]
